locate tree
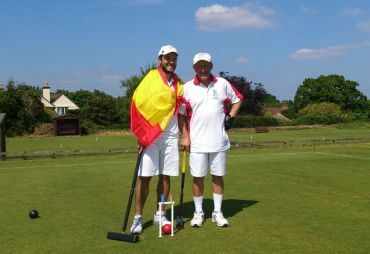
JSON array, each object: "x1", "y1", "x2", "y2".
[
  {"x1": 121, "y1": 63, "x2": 157, "y2": 99},
  {"x1": 80, "y1": 90, "x2": 121, "y2": 127},
  {"x1": 220, "y1": 73, "x2": 267, "y2": 115},
  {"x1": 294, "y1": 75, "x2": 368, "y2": 112},
  {"x1": 0, "y1": 80, "x2": 50, "y2": 136},
  {"x1": 265, "y1": 94, "x2": 281, "y2": 107},
  {"x1": 117, "y1": 96, "x2": 131, "y2": 129},
  {"x1": 118, "y1": 64, "x2": 157, "y2": 127}
]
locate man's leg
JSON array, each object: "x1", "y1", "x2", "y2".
[
  {"x1": 190, "y1": 152, "x2": 207, "y2": 227},
  {"x1": 211, "y1": 175, "x2": 228, "y2": 226},
  {"x1": 156, "y1": 174, "x2": 170, "y2": 210},
  {"x1": 190, "y1": 176, "x2": 205, "y2": 227},
  {"x1": 154, "y1": 137, "x2": 179, "y2": 225},
  {"x1": 192, "y1": 176, "x2": 204, "y2": 212},
  {"x1": 135, "y1": 176, "x2": 151, "y2": 215},
  {"x1": 131, "y1": 176, "x2": 151, "y2": 234},
  {"x1": 210, "y1": 152, "x2": 229, "y2": 227},
  {"x1": 212, "y1": 175, "x2": 224, "y2": 212}
]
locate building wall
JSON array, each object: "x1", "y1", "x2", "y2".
[{"x1": 53, "y1": 95, "x2": 79, "y2": 110}]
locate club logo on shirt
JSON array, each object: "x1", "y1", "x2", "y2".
[{"x1": 213, "y1": 89, "x2": 218, "y2": 98}]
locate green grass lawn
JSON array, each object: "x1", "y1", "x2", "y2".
[
  {"x1": 1, "y1": 141, "x2": 369, "y2": 253},
  {"x1": 6, "y1": 134, "x2": 137, "y2": 152},
  {"x1": 228, "y1": 124, "x2": 370, "y2": 143},
  {"x1": 6, "y1": 123, "x2": 370, "y2": 154}
]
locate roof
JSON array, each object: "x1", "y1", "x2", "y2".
[
  {"x1": 53, "y1": 114, "x2": 80, "y2": 120},
  {"x1": 265, "y1": 107, "x2": 285, "y2": 114},
  {"x1": 50, "y1": 93, "x2": 62, "y2": 103},
  {"x1": 265, "y1": 107, "x2": 291, "y2": 121}
]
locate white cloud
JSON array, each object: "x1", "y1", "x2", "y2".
[
  {"x1": 301, "y1": 5, "x2": 317, "y2": 15},
  {"x1": 290, "y1": 41, "x2": 370, "y2": 60},
  {"x1": 195, "y1": 3, "x2": 276, "y2": 32},
  {"x1": 357, "y1": 20, "x2": 370, "y2": 32},
  {"x1": 235, "y1": 57, "x2": 249, "y2": 65},
  {"x1": 101, "y1": 74, "x2": 122, "y2": 83},
  {"x1": 341, "y1": 7, "x2": 365, "y2": 16}
]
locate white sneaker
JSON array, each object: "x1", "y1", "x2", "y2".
[
  {"x1": 212, "y1": 211, "x2": 229, "y2": 227},
  {"x1": 190, "y1": 211, "x2": 204, "y2": 227},
  {"x1": 130, "y1": 215, "x2": 143, "y2": 235},
  {"x1": 153, "y1": 211, "x2": 170, "y2": 225}
]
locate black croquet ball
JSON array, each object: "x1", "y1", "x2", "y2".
[{"x1": 29, "y1": 210, "x2": 39, "y2": 219}]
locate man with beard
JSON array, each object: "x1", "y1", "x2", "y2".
[{"x1": 130, "y1": 45, "x2": 185, "y2": 235}]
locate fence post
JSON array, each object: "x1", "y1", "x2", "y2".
[{"x1": 0, "y1": 113, "x2": 6, "y2": 160}]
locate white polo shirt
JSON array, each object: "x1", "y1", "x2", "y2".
[
  {"x1": 161, "y1": 78, "x2": 179, "y2": 139},
  {"x1": 180, "y1": 75, "x2": 243, "y2": 153}
]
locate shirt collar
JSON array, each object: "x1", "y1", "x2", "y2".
[
  {"x1": 158, "y1": 67, "x2": 178, "y2": 86},
  {"x1": 193, "y1": 74, "x2": 217, "y2": 85}
]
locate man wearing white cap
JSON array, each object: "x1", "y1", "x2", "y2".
[
  {"x1": 130, "y1": 45, "x2": 184, "y2": 235},
  {"x1": 179, "y1": 52, "x2": 243, "y2": 227}
]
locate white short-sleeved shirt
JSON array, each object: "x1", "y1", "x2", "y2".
[
  {"x1": 180, "y1": 75, "x2": 243, "y2": 153},
  {"x1": 161, "y1": 78, "x2": 179, "y2": 139}
]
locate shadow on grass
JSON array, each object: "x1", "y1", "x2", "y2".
[{"x1": 142, "y1": 199, "x2": 258, "y2": 230}]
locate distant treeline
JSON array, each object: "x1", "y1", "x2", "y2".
[{"x1": 1, "y1": 67, "x2": 369, "y2": 136}]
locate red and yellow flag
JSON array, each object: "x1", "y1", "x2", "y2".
[{"x1": 130, "y1": 67, "x2": 183, "y2": 147}]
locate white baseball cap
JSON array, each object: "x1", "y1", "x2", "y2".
[
  {"x1": 193, "y1": 52, "x2": 212, "y2": 65},
  {"x1": 158, "y1": 45, "x2": 178, "y2": 56}
]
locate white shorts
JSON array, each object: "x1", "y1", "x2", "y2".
[
  {"x1": 138, "y1": 136, "x2": 179, "y2": 177},
  {"x1": 189, "y1": 151, "x2": 226, "y2": 177}
]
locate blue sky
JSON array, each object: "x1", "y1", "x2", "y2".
[{"x1": 1, "y1": 0, "x2": 370, "y2": 100}]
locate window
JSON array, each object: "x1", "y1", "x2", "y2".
[{"x1": 56, "y1": 107, "x2": 68, "y2": 115}]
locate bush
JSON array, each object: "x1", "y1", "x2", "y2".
[
  {"x1": 80, "y1": 120, "x2": 99, "y2": 135},
  {"x1": 233, "y1": 115, "x2": 279, "y2": 128},
  {"x1": 343, "y1": 112, "x2": 370, "y2": 122},
  {"x1": 294, "y1": 102, "x2": 345, "y2": 125},
  {"x1": 290, "y1": 115, "x2": 341, "y2": 125}
]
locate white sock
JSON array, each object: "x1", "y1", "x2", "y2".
[
  {"x1": 155, "y1": 210, "x2": 164, "y2": 215},
  {"x1": 213, "y1": 193, "x2": 223, "y2": 212},
  {"x1": 193, "y1": 196, "x2": 203, "y2": 213}
]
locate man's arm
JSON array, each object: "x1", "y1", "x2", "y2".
[
  {"x1": 178, "y1": 114, "x2": 190, "y2": 152},
  {"x1": 229, "y1": 100, "x2": 242, "y2": 117},
  {"x1": 225, "y1": 100, "x2": 242, "y2": 131}
]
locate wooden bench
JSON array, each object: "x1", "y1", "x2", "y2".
[{"x1": 255, "y1": 126, "x2": 269, "y2": 133}]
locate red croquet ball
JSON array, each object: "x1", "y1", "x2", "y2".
[{"x1": 162, "y1": 224, "x2": 171, "y2": 235}]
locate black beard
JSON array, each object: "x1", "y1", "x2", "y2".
[{"x1": 161, "y1": 64, "x2": 175, "y2": 74}]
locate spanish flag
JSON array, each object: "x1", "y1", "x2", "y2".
[{"x1": 130, "y1": 67, "x2": 183, "y2": 147}]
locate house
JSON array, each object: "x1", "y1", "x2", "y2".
[
  {"x1": 41, "y1": 81, "x2": 79, "y2": 115},
  {"x1": 40, "y1": 81, "x2": 81, "y2": 136},
  {"x1": 265, "y1": 102, "x2": 291, "y2": 121}
]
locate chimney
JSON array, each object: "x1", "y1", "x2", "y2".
[
  {"x1": 42, "y1": 81, "x2": 51, "y2": 102},
  {"x1": 281, "y1": 102, "x2": 288, "y2": 110},
  {"x1": 0, "y1": 83, "x2": 4, "y2": 91}
]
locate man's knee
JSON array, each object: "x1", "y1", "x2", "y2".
[
  {"x1": 212, "y1": 175, "x2": 224, "y2": 185},
  {"x1": 160, "y1": 174, "x2": 170, "y2": 183},
  {"x1": 193, "y1": 176, "x2": 204, "y2": 185},
  {"x1": 139, "y1": 176, "x2": 151, "y2": 187}
]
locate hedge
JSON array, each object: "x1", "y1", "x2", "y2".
[{"x1": 233, "y1": 115, "x2": 279, "y2": 128}]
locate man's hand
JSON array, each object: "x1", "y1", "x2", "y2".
[
  {"x1": 224, "y1": 115, "x2": 235, "y2": 131},
  {"x1": 137, "y1": 140, "x2": 143, "y2": 150},
  {"x1": 180, "y1": 135, "x2": 190, "y2": 152}
]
